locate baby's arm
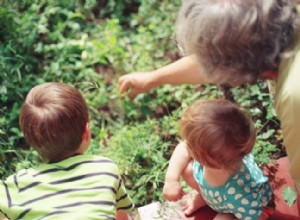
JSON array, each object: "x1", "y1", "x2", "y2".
[
  {"x1": 116, "y1": 210, "x2": 131, "y2": 220},
  {"x1": 118, "y1": 55, "x2": 206, "y2": 99},
  {"x1": 163, "y1": 142, "x2": 192, "y2": 201}
]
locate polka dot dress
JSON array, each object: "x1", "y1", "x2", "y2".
[{"x1": 193, "y1": 154, "x2": 273, "y2": 219}]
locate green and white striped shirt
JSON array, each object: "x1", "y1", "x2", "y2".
[{"x1": 0, "y1": 155, "x2": 133, "y2": 220}]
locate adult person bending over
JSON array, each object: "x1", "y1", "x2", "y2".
[{"x1": 118, "y1": 0, "x2": 300, "y2": 214}]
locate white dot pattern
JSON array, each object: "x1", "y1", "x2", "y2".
[
  {"x1": 241, "y1": 198, "x2": 249, "y2": 205},
  {"x1": 227, "y1": 203, "x2": 234, "y2": 209},
  {"x1": 238, "y1": 207, "x2": 245, "y2": 213},
  {"x1": 251, "y1": 201, "x2": 258, "y2": 207},
  {"x1": 244, "y1": 186, "x2": 250, "y2": 193},
  {"x1": 237, "y1": 179, "x2": 244, "y2": 186},
  {"x1": 252, "y1": 193, "x2": 257, "y2": 199},
  {"x1": 192, "y1": 154, "x2": 273, "y2": 219},
  {"x1": 235, "y1": 194, "x2": 242, "y2": 200},
  {"x1": 228, "y1": 187, "x2": 235, "y2": 194},
  {"x1": 236, "y1": 213, "x2": 242, "y2": 219}
]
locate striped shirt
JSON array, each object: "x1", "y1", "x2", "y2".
[{"x1": 0, "y1": 155, "x2": 133, "y2": 220}]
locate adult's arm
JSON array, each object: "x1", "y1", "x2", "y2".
[{"x1": 118, "y1": 55, "x2": 207, "y2": 99}]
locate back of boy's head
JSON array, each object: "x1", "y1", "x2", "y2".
[
  {"x1": 19, "y1": 82, "x2": 89, "y2": 162},
  {"x1": 176, "y1": 0, "x2": 299, "y2": 86},
  {"x1": 180, "y1": 99, "x2": 256, "y2": 169}
]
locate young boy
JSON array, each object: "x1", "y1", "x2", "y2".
[
  {"x1": 0, "y1": 82, "x2": 133, "y2": 220},
  {"x1": 163, "y1": 99, "x2": 274, "y2": 220}
]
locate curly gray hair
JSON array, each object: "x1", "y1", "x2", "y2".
[{"x1": 176, "y1": 0, "x2": 300, "y2": 86}]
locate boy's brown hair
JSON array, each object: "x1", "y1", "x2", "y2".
[
  {"x1": 176, "y1": 0, "x2": 299, "y2": 86},
  {"x1": 180, "y1": 99, "x2": 256, "y2": 169},
  {"x1": 19, "y1": 82, "x2": 89, "y2": 162}
]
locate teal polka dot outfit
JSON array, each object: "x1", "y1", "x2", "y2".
[{"x1": 193, "y1": 154, "x2": 273, "y2": 220}]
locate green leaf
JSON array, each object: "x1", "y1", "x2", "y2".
[
  {"x1": 258, "y1": 129, "x2": 275, "y2": 140},
  {"x1": 282, "y1": 186, "x2": 297, "y2": 207}
]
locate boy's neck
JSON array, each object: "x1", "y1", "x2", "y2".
[
  {"x1": 47, "y1": 153, "x2": 81, "y2": 164},
  {"x1": 76, "y1": 140, "x2": 89, "y2": 155}
]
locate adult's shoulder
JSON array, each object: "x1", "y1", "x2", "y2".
[{"x1": 276, "y1": 34, "x2": 300, "y2": 120}]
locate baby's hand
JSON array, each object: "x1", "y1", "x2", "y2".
[{"x1": 163, "y1": 180, "x2": 186, "y2": 201}]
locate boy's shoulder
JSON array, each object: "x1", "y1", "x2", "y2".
[
  {"x1": 2, "y1": 155, "x2": 119, "y2": 188},
  {"x1": 61, "y1": 154, "x2": 116, "y2": 165},
  {"x1": 39, "y1": 154, "x2": 119, "y2": 172}
]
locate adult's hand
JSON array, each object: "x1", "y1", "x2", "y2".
[{"x1": 118, "y1": 72, "x2": 154, "y2": 100}]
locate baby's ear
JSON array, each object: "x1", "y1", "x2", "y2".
[{"x1": 82, "y1": 123, "x2": 90, "y2": 141}]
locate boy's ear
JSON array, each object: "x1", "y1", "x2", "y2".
[{"x1": 82, "y1": 123, "x2": 90, "y2": 141}]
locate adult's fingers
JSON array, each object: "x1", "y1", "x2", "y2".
[
  {"x1": 118, "y1": 77, "x2": 131, "y2": 94},
  {"x1": 128, "y1": 90, "x2": 138, "y2": 100},
  {"x1": 119, "y1": 80, "x2": 138, "y2": 100}
]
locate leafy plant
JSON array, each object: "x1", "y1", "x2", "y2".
[
  {"x1": 87, "y1": 119, "x2": 173, "y2": 205},
  {"x1": 282, "y1": 186, "x2": 297, "y2": 207}
]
